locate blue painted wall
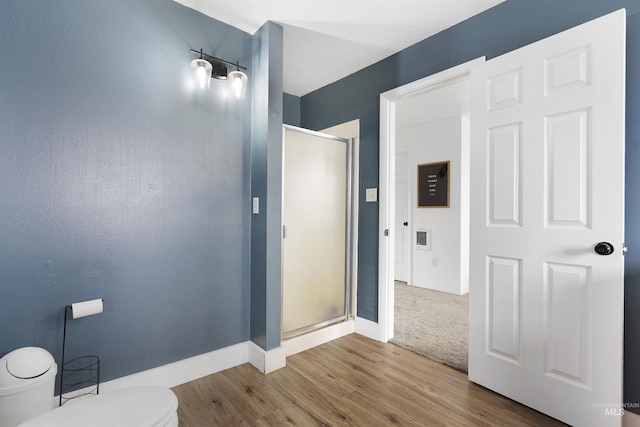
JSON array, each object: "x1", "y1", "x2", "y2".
[
  {"x1": 0, "y1": 0, "x2": 253, "y2": 385},
  {"x1": 283, "y1": 93, "x2": 301, "y2": 126},
  {"x1": 300, "y1": 0, "x2": 640, "y2": 410},
  {"x1": 250, "y1": 22, "x2": 284, "y2": 351}
]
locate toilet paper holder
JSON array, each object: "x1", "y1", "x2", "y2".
[{"x1": 59, "y1": 299, "x2": 103, "y2": 406}]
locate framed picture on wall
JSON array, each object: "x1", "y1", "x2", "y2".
[{"x1": 417, "y1": 161, "x2": 450, "y2": 208}]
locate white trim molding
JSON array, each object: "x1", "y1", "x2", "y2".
[
  {"x1": 283, "y1": 320, "x2": 355, "y2": 356},
  {"x1": 55, "y1": 341, "x2": 250, "y2": 403},
  {"x1": 355, "y1": 316, "x2": 385, "y2": 342},
  {"x1": 101, "y1": 342, "x2": 249, "y2": 391},
  {"x1": 249, "y1": 342, "x2": 286, "y2": 374}
]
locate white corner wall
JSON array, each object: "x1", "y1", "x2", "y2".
[{"x1": 396, "y1": 115, "x2": 470, "y2": 295}]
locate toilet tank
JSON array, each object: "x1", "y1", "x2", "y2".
[{"x1": 0, "y1": 347, "x2": 57, "y2": 427}]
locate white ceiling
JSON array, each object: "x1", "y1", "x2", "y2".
[{"x1": 175, "y1": 0, "x2": 504, "y2": 96}]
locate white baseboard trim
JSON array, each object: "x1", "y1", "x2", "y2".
[
  {"x1": 55, "y1": 341, "x2": 250, "y2": 404},
  {"x1": 248, "y1": 342, "x2": 286, "y2": 374},
  {"x1": 624, "y1": 410, "x2": 640, "y2": 427},
  {"x1": 355, "y1": 316, "x2": 387, "y2": 342},
  {"x1": 99, "y1": 342, "x2": 249, "y2": 392},
  {"x1": 283, "y1": 320, "x2": 355, "y2": 356}
]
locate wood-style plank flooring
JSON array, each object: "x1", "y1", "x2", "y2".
[{"x1": 172, "y1": 334, "x2": 566, "y2": 426}]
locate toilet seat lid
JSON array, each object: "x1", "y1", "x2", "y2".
[
  {"x1": 3, "y1": 347, "x2": 54, "y2": 379},
  {"x1": 19, "y1": 386, "x2": 178, "y2": 427}
]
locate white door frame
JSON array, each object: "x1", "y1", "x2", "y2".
[{"x1": 377, "y1": 57, "x2": 485, "y2": 342}]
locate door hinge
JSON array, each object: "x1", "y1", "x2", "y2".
[
  {"x1": 384, "y1": 229, "x2": 389, "y2": 237},
  {"x1": 283, "y1": 225, "x2": 287, "y2": 239}
]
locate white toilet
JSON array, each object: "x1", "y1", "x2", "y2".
[
  {"x1": 0, "y1": 347, "x2": 179, "y2": 427},
  {"x1": 18, "y1": 386, "x2": 179, "y2": 427}
]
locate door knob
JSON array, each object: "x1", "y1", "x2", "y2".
[
  {"x1": 595, "y1": 242, "x2": 614, "y2": 256},
  {"x1": 403, "y1": 222, "x2": 408, "y2": 226}
]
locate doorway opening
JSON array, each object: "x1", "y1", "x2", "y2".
[
  {"x1": 377, "y1": 57, "x2": 484, "y2": 355},
  {"x1": 390, "y1": 76, "x2": 471, "y2": 371}
]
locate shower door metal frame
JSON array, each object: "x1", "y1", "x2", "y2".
[{"x1": 281, "y1": 124, "x2": 358, "y2": 340}]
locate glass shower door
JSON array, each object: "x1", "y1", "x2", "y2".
[{"x1": 281, "y1": 125, "x2": 353, "y2": 339}]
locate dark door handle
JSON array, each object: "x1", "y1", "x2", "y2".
[
  {"x1": 403, "y1": 222, "x2": 408, "y2": 226},
  {"x1": 595, "y1": 242, "x2": 614, "y2": 256}
]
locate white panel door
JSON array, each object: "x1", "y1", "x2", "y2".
[
  {"x1": 469, "y1": 10, "x2": 625, "y2": 427},
  {"x1": 394, "y1": 149, "x2": 411, "y2": 282}
]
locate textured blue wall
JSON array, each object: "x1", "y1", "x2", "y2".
[
  {"x1": 0, "y1": 0, "x2": 252, "y2": 385},
  {"x1": 283, "y1": 93, "x2": 301, "y2": 126},
  {"x1": 300, "y1": 0, "x2": 640, "y2": 409},
  {"x1": 250, "y1": 22, "x2": 284, "y2": 351}
]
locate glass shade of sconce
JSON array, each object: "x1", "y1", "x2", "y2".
[
  {"x1": 228, "y1": 70, "x2": 248, "y2": 100},
  {"x1": 191, "y1": 58, "x2": 213, "y2": 90}
]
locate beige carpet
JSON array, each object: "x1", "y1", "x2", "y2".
[{"x1": 390, "y1": 281, "x2": 468, "y2": 372}]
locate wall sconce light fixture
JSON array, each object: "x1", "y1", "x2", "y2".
[
  {"x1": 190, "y1": 49, "x2": 248, "y2": 99},
  {"x1": 229, "y1": 66, "x2": 248, "y2": 100}
]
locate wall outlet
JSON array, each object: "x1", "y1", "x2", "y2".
[{"x1": 252, "y1": 197, "x2": 259, "y2": 214}]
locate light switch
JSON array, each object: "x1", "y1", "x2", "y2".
[
  {"x1": 365, "y1": 188, "x2": 378, "y2": 202},
  {"x1": 252, "y1": 197, "x2": 259, "y2": 214}
]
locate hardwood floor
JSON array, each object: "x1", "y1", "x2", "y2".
[{"x1": 172, "y1": 334, "x2": 566, "y2": 426}]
